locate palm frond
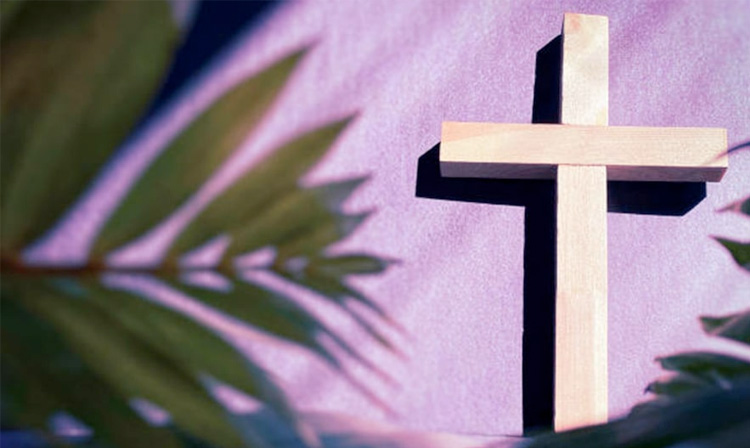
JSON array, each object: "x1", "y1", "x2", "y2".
[
  {"x1": 168, "y1": 118, "x2": 358, "y2": 259},
  {"x1": 0, "y1": 2, "x2": 398, "y2": 447},
  {"x1": 701, "y1": 310, "x2": 750, "y2": 344},
  {"x1": 0, "y1": 0, "x2": 178, "y2": 254},
  {"x1": 91, "y1": 49, "x2": 307, "y2": 259},
  {"x1": 714, "y1": 237, "x2": 750, "y2": 272}
]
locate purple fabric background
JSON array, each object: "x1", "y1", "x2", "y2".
[{"x1": 29, "y1": 0, "x2": 750, "y2": 437}]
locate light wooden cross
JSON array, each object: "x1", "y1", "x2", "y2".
[{"x1": 440, "y1": 13, "x2": 727, "y2": 431}]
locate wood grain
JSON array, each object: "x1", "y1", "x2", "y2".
[
  {"x1": 555, "y1": 165, "x2": 609, "y2": 430},
  {"x1": 560, "y1": 13, "x2": 609, "y2": 125},
  {"x1": 555, "y1": 12, "x2": 609, "y2": 431},
  {"x1": 440, "y1": 123, "x2": 727, "y2": 182}
]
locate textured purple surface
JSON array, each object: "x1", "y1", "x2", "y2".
[{"x1": 29, "y1": 0, "x2": 750, "y2": 437}]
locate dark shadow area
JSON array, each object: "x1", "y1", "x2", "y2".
[
  {"x1": 141, "y1": 0, "x2": 284, "y2": 125},
  {"x1": 608, "y1": 181, "x2": 705, "y2": 216},
  {"x1": 523, "y1": 36, "x2": 561, "y2": 434},
  {"x1": 416, "y1": 32, "x2": 707, "y2": 435},
  {"x1": 531, "y1": 36, "x2": 562, "y2": 125},
  {"x1": 416, "y1": 144, "x2": 556, "y2": 435},
  {"x1": 416, "y1": 145, "x2": 553, "y2": 208}
]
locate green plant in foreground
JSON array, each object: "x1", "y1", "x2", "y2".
[{"x1": 1, "y1": 2, "x2": 398, "y2": 447}]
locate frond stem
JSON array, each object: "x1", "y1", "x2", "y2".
[{"x1": 0, "y1": 255, "x2": 238, "y2": 277}]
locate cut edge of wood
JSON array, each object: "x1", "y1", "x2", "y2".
[{"x1": 439, "y1": 161, "x2": 727, "y2": 182}]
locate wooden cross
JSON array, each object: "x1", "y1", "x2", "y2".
[{"x1": 440, "y1": 13, "x2": 727, "y2": 431}]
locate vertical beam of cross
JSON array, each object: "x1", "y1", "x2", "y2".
[{"x1": 555, "y1": 13, "x2": 609, "y2": 431}]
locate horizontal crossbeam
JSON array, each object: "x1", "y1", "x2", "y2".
[{"x1": 440, "y1": 122, "x2": 727, "y2": 182}]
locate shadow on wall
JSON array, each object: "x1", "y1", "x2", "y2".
[
  {"x1": 141, "y1": 0, "x2": 284, "y2": 125},
  {"x1": 415, "y1": 34, "x2": 707, "y2": 435}
]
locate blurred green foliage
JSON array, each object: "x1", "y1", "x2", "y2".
[{"x1": 1, "y1": 2, "x2": 397, "y2": 447}]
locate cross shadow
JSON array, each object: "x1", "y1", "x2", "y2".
[{"x1": 415, "y1": 35, "x2": 706, "y2": 435}]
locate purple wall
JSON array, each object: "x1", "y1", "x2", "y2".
[{"x1": 30, "y1": 0, "x2": 750, "y2": 437}]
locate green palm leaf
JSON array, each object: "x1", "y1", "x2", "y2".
[
  {"x1": 308, "y1": 254, "x2": 395, "y2": 277},
  {"x1": 177, "y1": 279, "x2": 394, "y2": 385},
  {"x1": 168, "y1": 118, "x2": 356, "y2": 258},
  {"x1": 201, "y1": 177, "x2": 369, "y2": 260},
  {"x1": 1, "y1": 2, "x2": 397, "y2": 447},
  {"x1": 92, "y1": 49, "x2": 307, "y2": 259},
  {"x1": 719, "y1": 195, "x2": 750, "y2": 216},
  {"x1": 0, "y1": 0, "x2": 178, "y2": 254},
  {"x1": 86, "y1": 282, "x2": 320, "y2": 447},
  {"x1": 0, "y1": 0, "x2": 26, "y2": 34},
  {"x1": 701, "y1": 309, "x2": 750, "y2": 344},
  {"x1": 715, "y1": 237, "x2": 750, "y2": 272},
  {"x1": 645, "y1": 372, "x2": 714, "y2": 398},
  {"x1": 525, "y1": 383, "x2": 750, "y2": 448},
  {"x1": 280, "y1": 270, "x2": 405, "y2": 358},
  {"x1": 4, "y1": 278, "x2": 249, "y2": 448},
  {"x1": 279, "y1": 261, "x2": 405, "y2": 335},
  {"x1": 1, "y1": 293, "x2": 183, "y2": 448},
  {"x1": 277, "y1": 212, "x2": 371, "y2": 261},
  {"x1": 656, "y1": 352, "x2": 750, "y2": 382}
]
